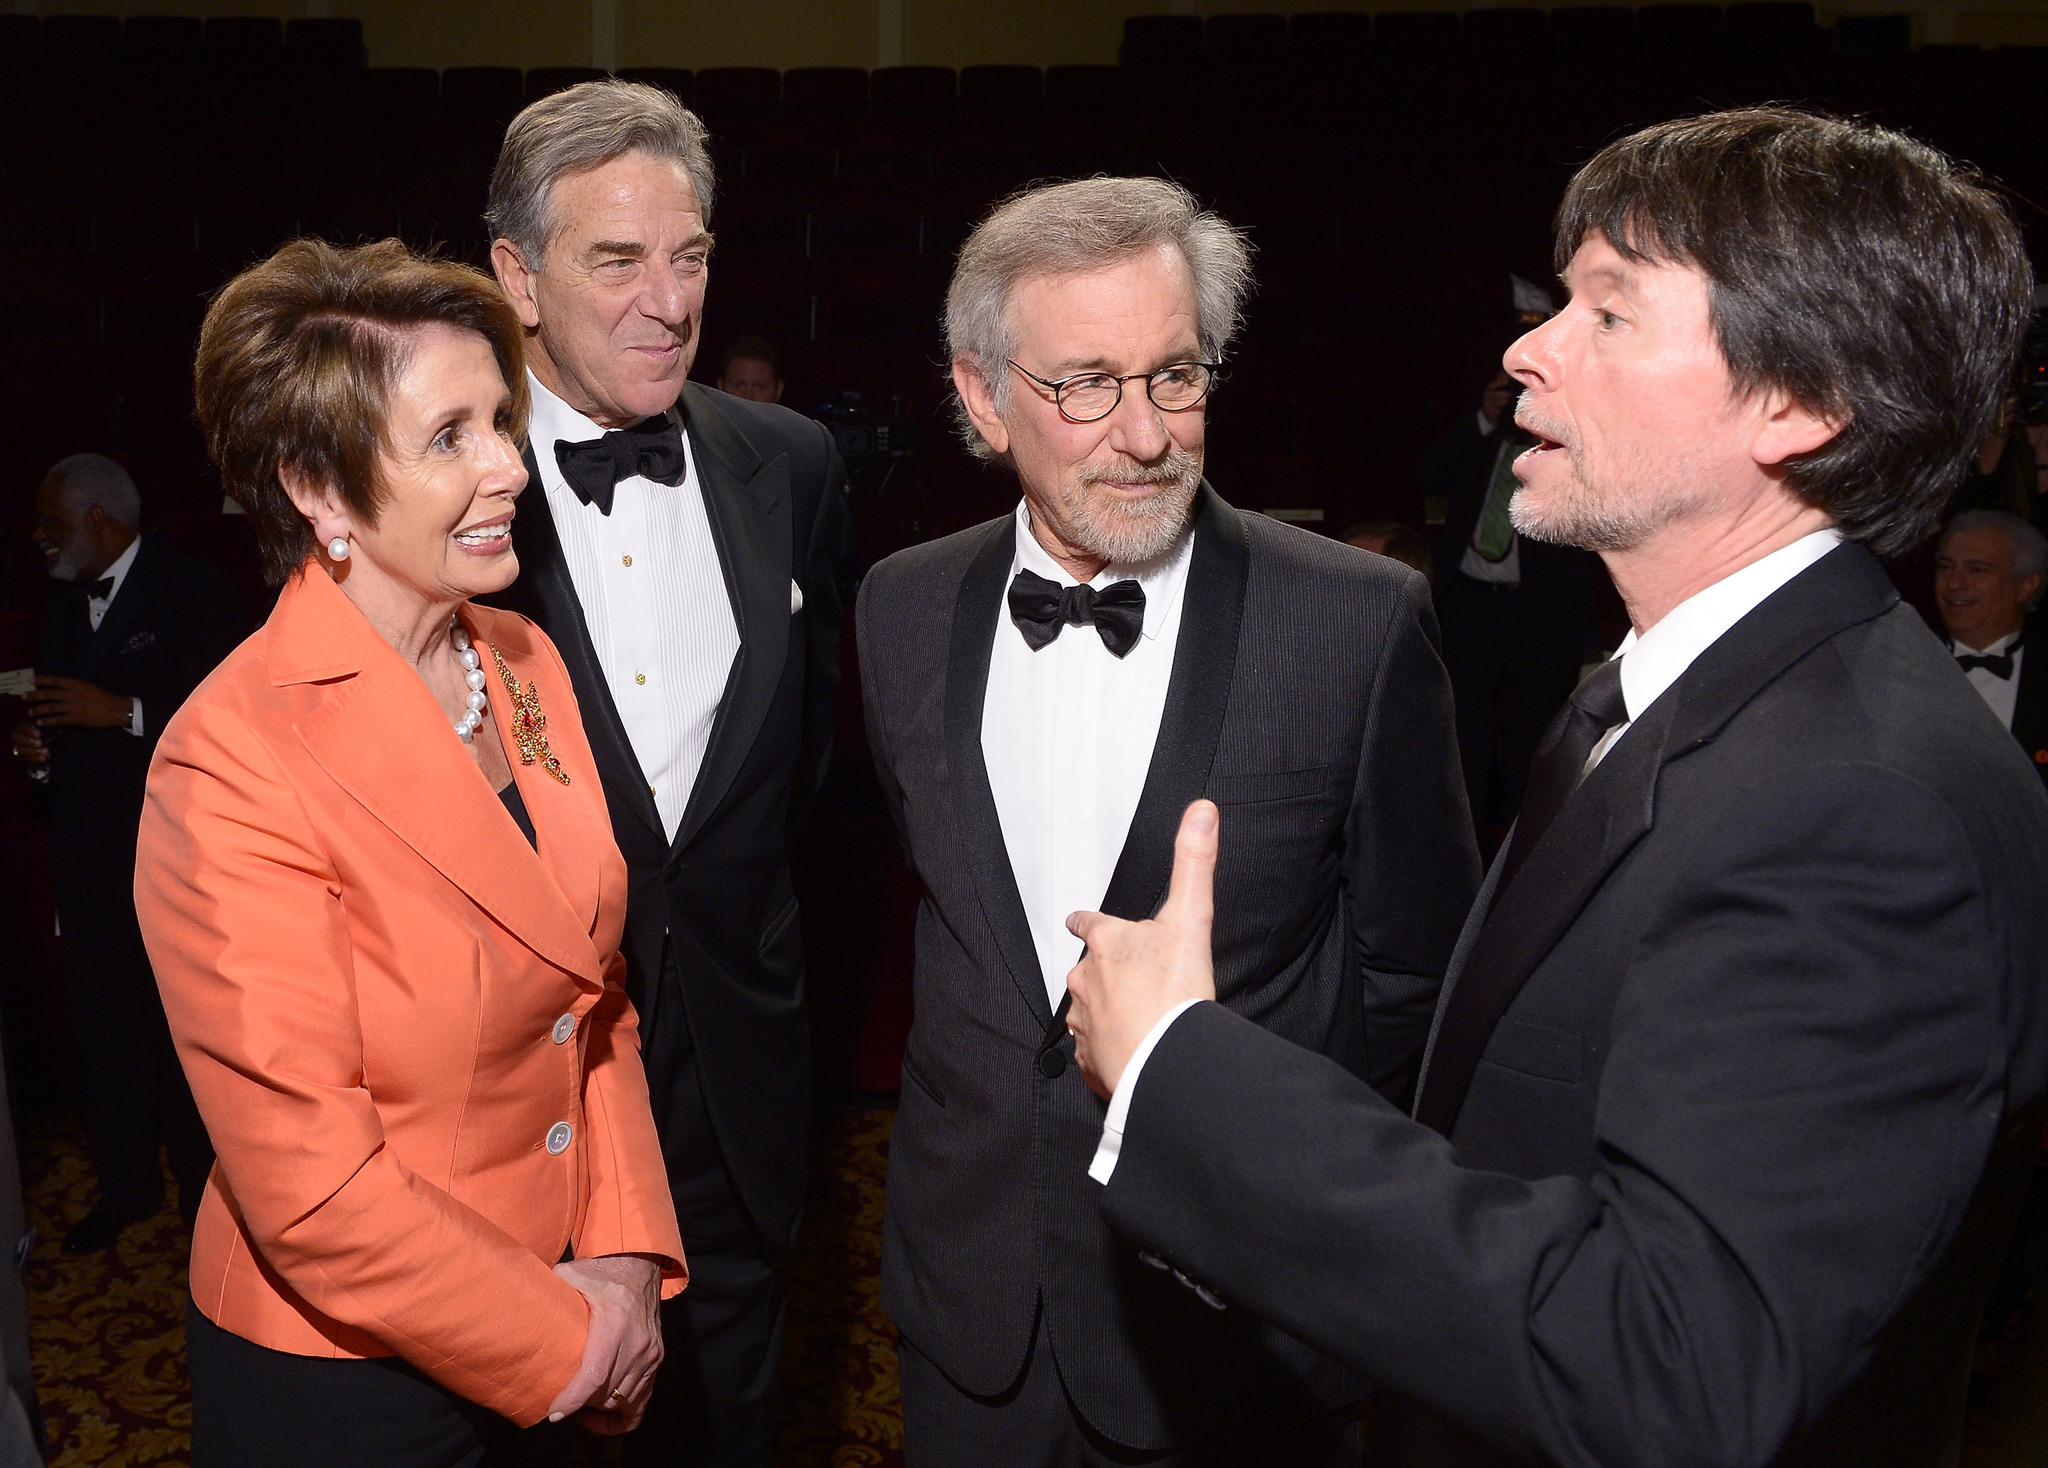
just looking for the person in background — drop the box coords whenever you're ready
[1342,520,1433,579]
[485,80,850,1468]
[1953,401,2038,522]
[8,454,243,1255]
[1935,508,2047,783]
[716,336,785,404]
[1420,347,1603,837]
[143,236,683,1464]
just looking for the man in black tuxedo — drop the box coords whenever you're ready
[10,454,243,1253]
[1067,110,2048,1467]
[1935,509,2048,785]
[1420,364,1603,832]
[483,81,849,1466]
[858,177,1479,1464]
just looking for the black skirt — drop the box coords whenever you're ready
[185,1300,570,1467]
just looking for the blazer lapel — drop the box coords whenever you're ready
[274,569,605,987]
[1412,542,1901,1134]
[945,515,1057,1030]
[78,536,156,681]
[510,445,663,843]
[672,383,792,854]
[1097,484,1249,922]
[2012,633,2048,769]
[471,613,608,944]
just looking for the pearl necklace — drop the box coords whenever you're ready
[451,618,488,741]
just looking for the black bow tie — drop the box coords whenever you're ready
[1957,643,2019,679]
[80,575,115,600]
[1007,569,1146,658]
[554,417,686,515]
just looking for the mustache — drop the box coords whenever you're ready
[1074,449,1201,488]
[1513,394,1573,448]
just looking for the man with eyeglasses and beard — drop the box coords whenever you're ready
[855,177,1480,1466]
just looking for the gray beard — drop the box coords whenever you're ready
[47,533,94,582]
[1051,449,1203,567]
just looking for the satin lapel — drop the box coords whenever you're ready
[2013,641,2048,762]
[1098,484,1248,921]
[1411,695,1670,1133]
[78,536,156,681]
[470,617,606,945]
[284,583,603,987]
[945,516,1055,1030]
[511,446,662,843]
[672,383,791,854]
[1411,542,1902,1133]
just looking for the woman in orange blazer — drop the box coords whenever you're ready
[136,238,685,1466]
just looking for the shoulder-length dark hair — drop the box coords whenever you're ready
[1555,107,2032,557]
[193,238,529,585]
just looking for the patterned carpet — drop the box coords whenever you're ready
[20,1108,903,1468]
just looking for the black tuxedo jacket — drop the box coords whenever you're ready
[1101,544,2048,1466]
[857,485,1480,1449]
[38,535,246,896]
[489,382,850,1250]
[1420,408,1601,647]
[2009,620,2048,787]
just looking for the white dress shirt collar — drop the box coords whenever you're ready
[1610,528,1845,725]
[526,373,682,484]
[1952,627,2022,658]
[95,533,141,607]
[1010,500,1194,644]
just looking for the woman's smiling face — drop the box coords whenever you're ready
[348,323,528,604]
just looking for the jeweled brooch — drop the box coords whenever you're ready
[490,646,571,786]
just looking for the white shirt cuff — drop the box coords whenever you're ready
[1088,999,1205,1185]
[126,697,144,737]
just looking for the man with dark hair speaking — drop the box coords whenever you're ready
[1066,109,2048,1467]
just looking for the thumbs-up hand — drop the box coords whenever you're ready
[1066,800,1220,1100]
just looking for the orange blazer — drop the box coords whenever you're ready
[135,564,685,1427]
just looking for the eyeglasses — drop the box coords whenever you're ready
[1006,360,1221,424]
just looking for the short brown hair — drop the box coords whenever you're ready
[1555,107,2032,557]
[194,238,529,585]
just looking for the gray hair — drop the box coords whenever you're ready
[45,453,141,529]
[944,177,1255,459]
[486,79,716,267]
[1945,508,2048,604]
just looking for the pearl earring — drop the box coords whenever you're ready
[327,537,350,561]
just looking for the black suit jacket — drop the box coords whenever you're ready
[1101,544,2048,1466]
[1420,409,1601,648]
[2009,620,2048,788]
[489,382,850,1250]
[38,535,246,902]
[857,485,1480,1449]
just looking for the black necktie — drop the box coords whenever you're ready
[1007,569,1147,659]
[1957,643,2018,680]
[1495,657,1629,901]
[554,417,687,516]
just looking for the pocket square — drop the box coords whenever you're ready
[121,630,157,654]
[790,579,804,615]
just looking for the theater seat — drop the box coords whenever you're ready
[696,67,782,125]
[872,65,956,122]
[368,68,441,120]
[617,67,694,104]
[284,17,365,71]
[441,66,524,122]
[1122,15,1203,69]
[959,64,1041,121]
[785,67,869,121]
[526,67,606,105]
